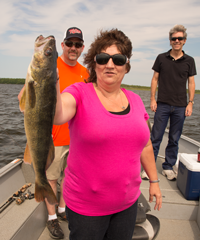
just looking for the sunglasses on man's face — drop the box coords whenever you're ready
[64,40,83,48]
[171,37,185,41]
[95,53,128,66]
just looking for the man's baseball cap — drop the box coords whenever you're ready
[64,27,84,41]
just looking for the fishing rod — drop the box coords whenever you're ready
[0,183,32,214]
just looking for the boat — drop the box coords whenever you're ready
[1,129,200,240]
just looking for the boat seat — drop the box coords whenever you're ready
[136,192,151,224]
[133,193,160,239]
[133,214,160,240]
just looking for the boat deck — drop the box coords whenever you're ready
[1,156,200,240]
[140,156,200,240]
[38,156,200,240]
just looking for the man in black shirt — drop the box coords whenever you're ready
[143,25,196,181]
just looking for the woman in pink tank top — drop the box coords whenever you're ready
[54,29,162,240]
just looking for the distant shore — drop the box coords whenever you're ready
[0,78,25,84]
[122,84,200,94]
[0,78,199,94]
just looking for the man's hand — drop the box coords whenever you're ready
[150,99,157,112]
[185,102,193,116]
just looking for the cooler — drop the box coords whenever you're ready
[177,153,200,200]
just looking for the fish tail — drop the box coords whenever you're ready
[35,180,58,205]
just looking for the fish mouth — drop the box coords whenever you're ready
[34,35,56,54]
[35,35,55,47]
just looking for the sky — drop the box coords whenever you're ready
[0,0,200,89]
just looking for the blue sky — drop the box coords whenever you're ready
[0,0,200,89]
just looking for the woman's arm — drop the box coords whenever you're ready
[53,79,77,125]
[140,139,162,211]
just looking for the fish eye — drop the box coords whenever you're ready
[45,48,52,56]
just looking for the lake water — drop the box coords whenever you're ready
[0,84,199,168]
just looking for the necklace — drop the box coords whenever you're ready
[120,91,126,110]
[96,85,126,110]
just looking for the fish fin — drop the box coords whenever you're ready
[35,180,57,205]
[45,137,55,170]
[28,80,36,108]
[23,143,32,164]
[19,87,26,112]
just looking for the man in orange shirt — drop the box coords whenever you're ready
[18,27,89,239]
[45,27,89,239]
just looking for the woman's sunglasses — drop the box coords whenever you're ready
[64,40,83,48]
[171,37,185,41]
[95,53,128,66]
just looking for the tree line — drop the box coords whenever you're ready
[0,78,199,93]
[0,78,25,84]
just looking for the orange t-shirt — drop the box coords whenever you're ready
[52,57,89,146]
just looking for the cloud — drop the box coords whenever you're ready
[0,1,16,35]
[0,0,200,89]
[1,0,200,54]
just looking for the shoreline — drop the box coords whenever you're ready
[1,78,199,94]
[0,78,25,84]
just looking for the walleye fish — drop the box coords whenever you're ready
[19,35,57,204]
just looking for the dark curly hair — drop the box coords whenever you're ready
[83,29,132,83]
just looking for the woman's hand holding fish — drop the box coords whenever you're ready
[54,68,77,126]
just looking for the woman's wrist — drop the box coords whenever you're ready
[149,179,160,183]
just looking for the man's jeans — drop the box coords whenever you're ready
[151,102,186,170]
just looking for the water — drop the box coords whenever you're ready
[0,84,199,169]
[0,84,26,168]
